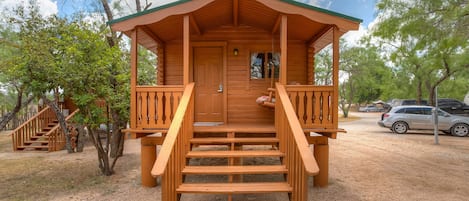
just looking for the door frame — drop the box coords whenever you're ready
[190,41,227,123]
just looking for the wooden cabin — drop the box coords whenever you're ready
[109,0,360,200]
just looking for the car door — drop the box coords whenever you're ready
[407,108,432,129]
[437,110,452,130]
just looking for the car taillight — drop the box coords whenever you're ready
[382,113,389,120]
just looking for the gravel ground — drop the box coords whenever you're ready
[1,112,468,201]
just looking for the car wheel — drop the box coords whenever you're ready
[451,123,469,137]
[392,121,408,134]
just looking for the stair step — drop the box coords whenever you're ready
[31,136,49,140]
[190,137,279,145]
[182,165,287,175]
[25,140,49,144]
[17,145,49,149]
[36,132,48,136]
[186,150,284,158]
[177,182,292,194]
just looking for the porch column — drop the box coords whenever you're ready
[183,15,190,85]
[130,29,138,128]
[280,15,288,85]
[307,47,315,85]
[332,26,339,128]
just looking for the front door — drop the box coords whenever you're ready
[193,46,224,122]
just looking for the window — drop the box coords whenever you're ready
[250,52,280,79]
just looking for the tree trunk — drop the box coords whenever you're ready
[110,110,125,158]
[88,127,114,175]
[0,93,34,130]
[41,95,73,153]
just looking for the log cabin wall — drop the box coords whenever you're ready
[162,26,308,124]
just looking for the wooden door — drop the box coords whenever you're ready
[193,47,224,122]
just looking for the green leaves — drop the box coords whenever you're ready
[372,0,469,103]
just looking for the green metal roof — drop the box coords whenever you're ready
[108,0,191,25]
[108,0,362,25]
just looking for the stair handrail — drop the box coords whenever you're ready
[10,106,55,151]
[44,109,80,151]
[276,83,319,174]
[152,83,195,176]
[276,83,319,201]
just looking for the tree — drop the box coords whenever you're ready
[338,44,390,117]
[0,14,36,130]
[372,0,469,105]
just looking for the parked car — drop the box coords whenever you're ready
[377,105,469,137]
[359,105,381,112]
[437,98,469,117]
[390,99,428,107]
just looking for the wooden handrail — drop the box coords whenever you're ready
[276,83,319,175]
[286,84,335,129]
[44,109,80,136]
[135,85,184,129]
[9,106,51,136]
[152,83,195,176]
[44,109,79,151]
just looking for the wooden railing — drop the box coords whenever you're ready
[135,86,184,129]
[10,106,56,151]
[45,109,79,151]
[151,83,195,201]
[286,85,336,129]
[276,83,319,201]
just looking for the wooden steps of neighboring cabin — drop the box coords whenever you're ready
[177,182,292,194]
[17,145,49,149]
[182,165,287,175]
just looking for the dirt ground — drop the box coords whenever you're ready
[1,112,468,201]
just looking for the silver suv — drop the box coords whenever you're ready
[378,105,469,137]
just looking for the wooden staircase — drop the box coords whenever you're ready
[11,106,78,152]
[17,121,59,151]
[178,127,292,198]
[151,83,319,201]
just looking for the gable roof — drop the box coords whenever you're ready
[109,0,362,52]
[109,0,362,28]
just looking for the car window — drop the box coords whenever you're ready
[404,108,421,114]
[395,108,405,113]
[421,108,432,115]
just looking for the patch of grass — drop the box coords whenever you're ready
[0,156,110,201]
[0,131,13,152]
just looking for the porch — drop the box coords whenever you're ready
[125,82,343,200]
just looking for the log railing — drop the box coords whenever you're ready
[45,109,79,151]
[151,83,195,201]
[276,83,319,201]
[135,86,184,129]
[10,106,56,151]
[286,85,336,129]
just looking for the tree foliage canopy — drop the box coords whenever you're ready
[372,0,469,104]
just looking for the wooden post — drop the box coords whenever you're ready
[183,15,190,85]
[141,138,157,187]
[332,26,339,129]
[313,143,329,187]
[307,47,315,85]
[280,15,288,85]
[130,29,138,129]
